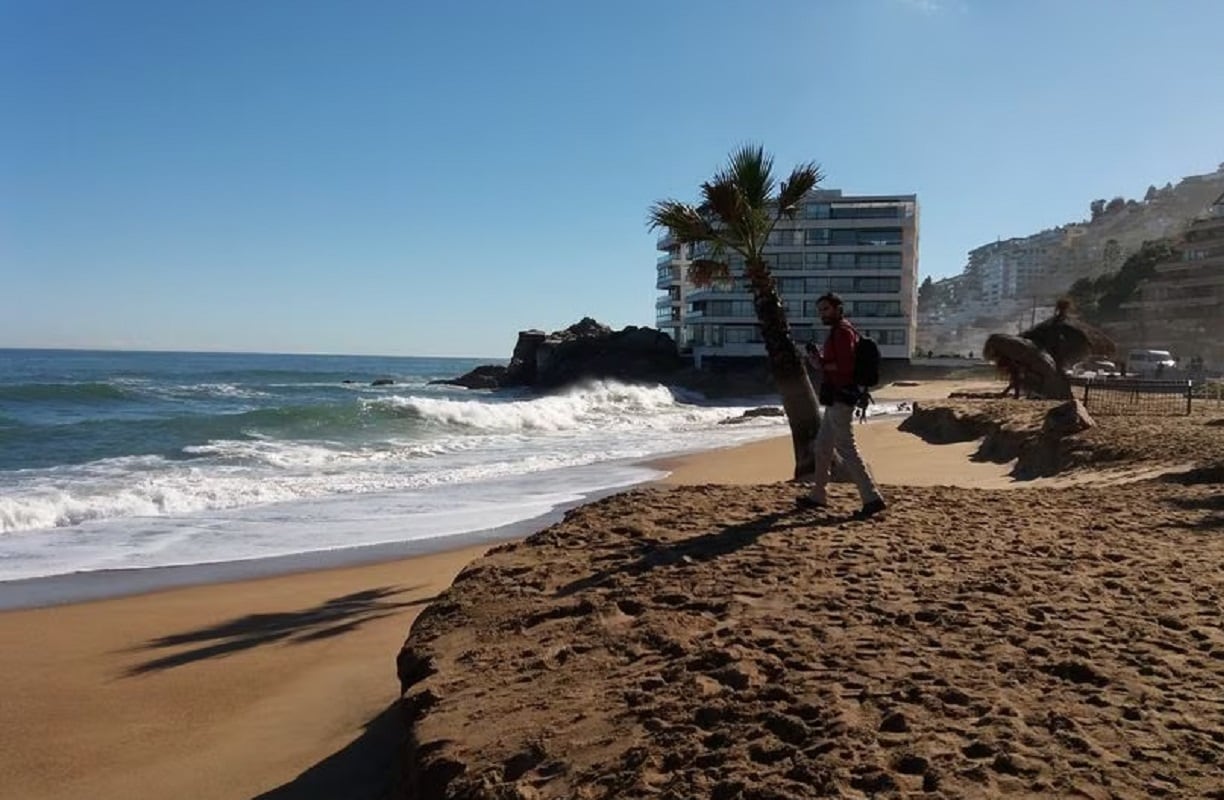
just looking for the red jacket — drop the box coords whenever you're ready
[819,319,859,389]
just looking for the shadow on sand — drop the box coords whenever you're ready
[124,585,435,676]
[251,702,403,800]
[556,506,861,597]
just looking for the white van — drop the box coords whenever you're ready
[1126,349,1177,377]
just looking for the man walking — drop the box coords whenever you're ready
[798,293,886,519]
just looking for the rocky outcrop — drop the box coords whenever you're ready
[503,330,548,387]
[436,318,687,393]
[718,406,785,425]
[430,365,507,390]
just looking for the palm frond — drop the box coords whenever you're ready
[687,258,731,287]
[647,201,717,244]
[720,143,775,210]
[699,179,746,231]
[777,162,824,219]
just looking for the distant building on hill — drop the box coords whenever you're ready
[1120,192,1224,370]
[655,190,919,366]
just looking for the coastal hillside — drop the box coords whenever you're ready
[396,403,1224,799]
[920,164,1224,355]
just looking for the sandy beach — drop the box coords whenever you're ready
[0,546,489,800]
[399,398,1224,798]
[6,379,1222,799]
[0,379,987,800]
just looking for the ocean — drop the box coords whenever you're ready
[0,348,845,591]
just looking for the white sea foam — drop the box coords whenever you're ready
[0,376,909,581]
[370,380,732,432]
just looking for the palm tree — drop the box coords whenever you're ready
[649,144,825,479]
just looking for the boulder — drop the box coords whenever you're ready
[1042,399,1095,437]
[429,365,508,390]
[371,378,395,386]
[439,318,685,392]
[719,406,785,425]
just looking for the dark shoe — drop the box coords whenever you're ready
[853,498,887,519]
[795,496,828,510]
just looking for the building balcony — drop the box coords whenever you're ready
[656,272,683,290]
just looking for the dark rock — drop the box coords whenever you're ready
[430,364,508,390]
[1043,399,1095,437]
[371,378,395,386]
[503,330,547,387]
[434,318,685,392]
[719,406,785,425]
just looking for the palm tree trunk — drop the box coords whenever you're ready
[748,266,824,480]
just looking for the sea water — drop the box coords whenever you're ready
[0,349,901,586]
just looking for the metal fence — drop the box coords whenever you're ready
[1079,378,1194,415]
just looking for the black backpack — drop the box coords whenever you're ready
[853,333,881,388]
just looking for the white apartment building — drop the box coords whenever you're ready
[655,190,919,363]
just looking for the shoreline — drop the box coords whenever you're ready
[0,379,997,611]
[0,408,912,611]
[0,476,667,612]
[0,379,1004,800]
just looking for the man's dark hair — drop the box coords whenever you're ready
[816,292,844,308]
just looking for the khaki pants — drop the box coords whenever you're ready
[807,402,882,504]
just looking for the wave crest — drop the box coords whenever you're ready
[366,380,687,432]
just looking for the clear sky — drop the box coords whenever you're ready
[3,0,1222,357]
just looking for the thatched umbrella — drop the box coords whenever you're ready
[1021,299,1116,371]
[983,333,1073,400]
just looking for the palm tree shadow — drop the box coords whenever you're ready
[124,586,436,677]
[251,702,402,800]
[556,507,846,597]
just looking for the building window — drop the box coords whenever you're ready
[857,252,903,269]
[853,301,902,317]
[858,228,904,246]
[805,228,831,246]
[864,329,907,346]
[723,325,763,344]
[830,253,856,269]
[855,277,901,292]
[779,277,806,295]
[830,204,903,220]
[776,252,804,269]
[804,203,831,219]
[767,229,790,246]
[804,252,829,269]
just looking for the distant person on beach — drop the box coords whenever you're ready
[999,357,1023,399]
[798,293,886,519]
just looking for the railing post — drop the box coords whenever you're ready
[1187,380,1193,415]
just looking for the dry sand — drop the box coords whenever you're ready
[399,401,1224,799]
[5,380,1221,800]
[0,545,489,800]
[0,379,991,800]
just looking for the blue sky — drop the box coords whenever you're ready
[3,0,1222,357]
